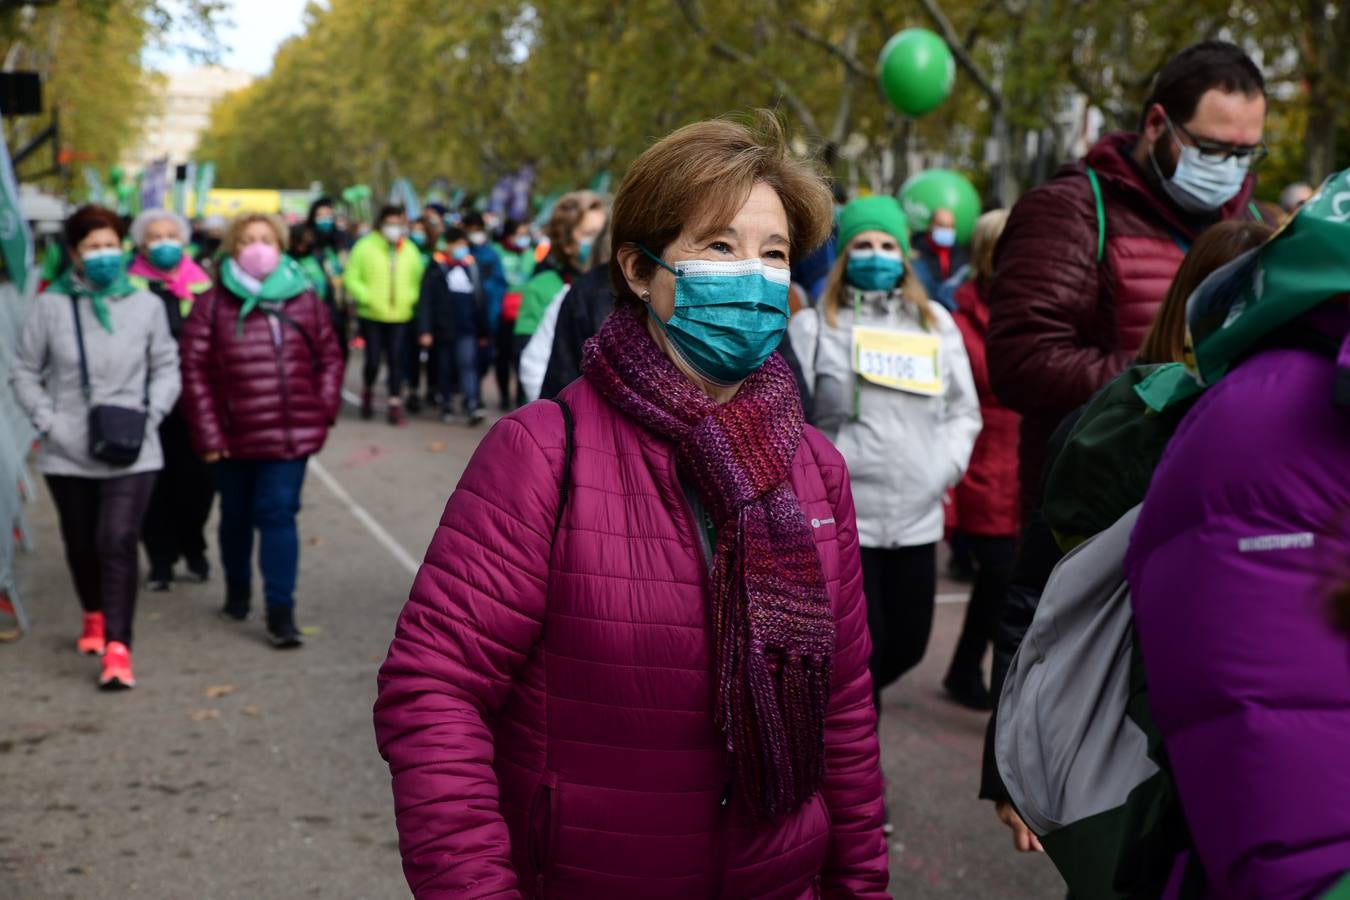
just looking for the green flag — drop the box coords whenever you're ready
[0,110,34,293]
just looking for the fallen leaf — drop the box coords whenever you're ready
[188,709,221,721]
[240,706,260,717]
[308,536,324,547]
[427,441,445,453]
[205,684,235,699]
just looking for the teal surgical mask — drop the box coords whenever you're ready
[846,249,905,292]
[315,217,335,234]
[147,240,183,271]
[451,245,470,261]
[576,239,594,266]
[82,249,124,289]
[639,245,791,385]
[410,232,427,248]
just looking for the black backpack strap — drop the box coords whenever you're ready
[69,295,92,402]
[548,396,574,543]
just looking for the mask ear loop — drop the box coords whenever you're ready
[637,244,681,277]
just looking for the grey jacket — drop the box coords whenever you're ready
[11,287,180,478]
[789,291,981,548]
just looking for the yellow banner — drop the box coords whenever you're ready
[852,326,943,396]
[200,189,282,217]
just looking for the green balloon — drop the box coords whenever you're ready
[898,169,981,244]
[877,29,955,118]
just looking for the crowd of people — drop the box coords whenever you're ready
[10,34,1349,899]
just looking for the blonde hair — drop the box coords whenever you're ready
[970,209,1011,287]
[821,245,935,330]
[223,213,289,257]
[609,110,834,307]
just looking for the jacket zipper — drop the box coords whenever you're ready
[528,775,556,899]
[708,781,732,900]
[389,247,398,315]
[268,313,295,455]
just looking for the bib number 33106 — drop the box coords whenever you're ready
[851,326,943,396]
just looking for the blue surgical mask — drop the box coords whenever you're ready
[931,227,957,248]
[147,240,183,271]
[846,249,905,292]
[82,249,124,289]
[1153,138,1249,214]
[639,245,791,385]
[576,239,594,266]
[410,232,427,248]
[315,217,335,234]
[451,245,470,261]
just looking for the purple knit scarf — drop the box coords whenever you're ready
[582,308,834,819]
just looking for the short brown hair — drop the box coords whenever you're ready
[64,205,125,249]
[545,190,606,267]
[223,213,289,257]
[1138,219,1273,365]
[609,111,833,307]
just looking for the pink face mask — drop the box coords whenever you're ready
[237,242,281,279]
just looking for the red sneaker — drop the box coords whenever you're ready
[99,641,135,690]
[76,612,105,656]
[387,403,406,427]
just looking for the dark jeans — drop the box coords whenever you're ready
[497,317,521,408]
[46,472,157,647]
[141,408,215,574]
[213,459,308,610]
[436,334,481,415]
[403,324,433,400]
[861,543,937,709]
[946,535,1017,682]
[359,318,408,396]
[511,331,533,407]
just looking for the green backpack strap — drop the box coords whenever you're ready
[1086,166,1106,263]
[1248,201,1266,224]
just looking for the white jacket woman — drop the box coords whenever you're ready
[788,195,979,734]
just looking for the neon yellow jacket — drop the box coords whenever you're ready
[344,233,425,323]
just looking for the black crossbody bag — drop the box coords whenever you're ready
[70,296,148,467]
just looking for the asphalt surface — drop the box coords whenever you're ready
[1,370,1066,899]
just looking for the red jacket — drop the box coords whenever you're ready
[179,283,344,460]
[985,132,1257,518]
[951,280,1020,537]
[373,378,888,899]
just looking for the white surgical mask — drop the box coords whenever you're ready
[931,227,956,248]
[468,231,488,246]
[381,224,405,243]
[1151,122,1251,214]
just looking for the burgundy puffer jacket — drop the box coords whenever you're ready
[951,280,1020,537]
[374,377,888,899]
[985,132,1256,518]
[180,282,344,460]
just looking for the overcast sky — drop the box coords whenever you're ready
[149,0,310,75]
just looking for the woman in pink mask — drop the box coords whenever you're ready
[179,213,344,648]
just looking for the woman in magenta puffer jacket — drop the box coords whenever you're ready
[375,114,889,899]
[180,213,344,647]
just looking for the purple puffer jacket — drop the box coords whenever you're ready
[374,377,888,899]
[1126,307,1350,900]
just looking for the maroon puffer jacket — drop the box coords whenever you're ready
[180,282,344,460]
[374,378,888,899]
[985,131,1257,518]
[951,280,1020,538]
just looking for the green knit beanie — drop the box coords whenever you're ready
[837,195,911,256]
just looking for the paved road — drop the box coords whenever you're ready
[1,375,1064,899]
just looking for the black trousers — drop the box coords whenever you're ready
[141,408,214,574]
[47,472,157,647]
[359,318,408,396]
[946,535,1017,681]
[498,321,524,408]
[861,543,937,708]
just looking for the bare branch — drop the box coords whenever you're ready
[786,19,870,81]
[913,0,1004,110]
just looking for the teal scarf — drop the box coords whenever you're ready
[52,265,135,333]
[220,256,312,335]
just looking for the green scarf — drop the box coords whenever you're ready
[51,265,135,333]
[220,255,312,335]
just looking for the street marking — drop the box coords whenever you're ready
[936,592,968,605]
[308,458,420,577]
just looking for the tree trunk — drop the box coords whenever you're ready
[1302,0,1346,184]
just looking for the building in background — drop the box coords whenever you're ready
[122,66,252,174]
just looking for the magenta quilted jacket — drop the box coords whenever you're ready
[374,377,888,899]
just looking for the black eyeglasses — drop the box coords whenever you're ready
[1165,114,1268,166]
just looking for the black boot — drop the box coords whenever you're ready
[266,607,303,649]
[943,669,993,711]
[183,554,211,583]
[220,582,250,621]
[146,563,173,592]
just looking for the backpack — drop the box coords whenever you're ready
[994,506,1197,899]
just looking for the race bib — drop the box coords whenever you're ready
[852,326,943,396]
